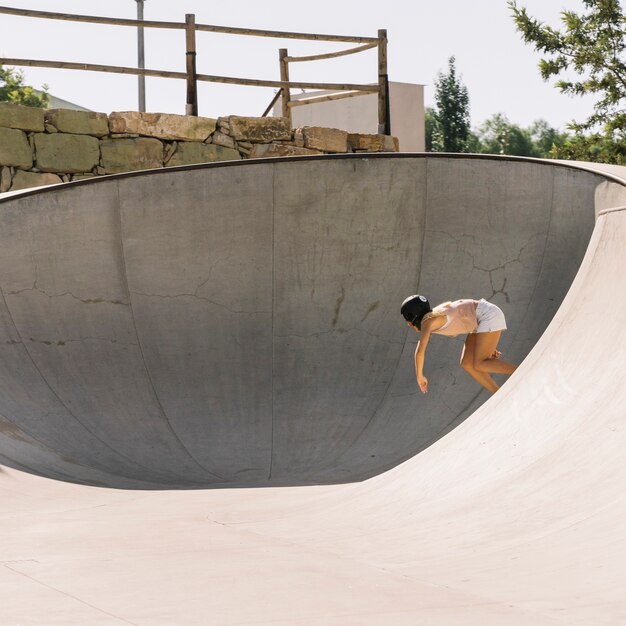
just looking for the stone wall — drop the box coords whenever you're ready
[0,103,400,193]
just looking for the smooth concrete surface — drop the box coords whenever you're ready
[2,155,626,624]
[0,155,615,488]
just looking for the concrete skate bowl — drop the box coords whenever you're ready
[0,154,621,489]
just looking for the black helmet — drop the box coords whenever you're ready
[401,294,431,329]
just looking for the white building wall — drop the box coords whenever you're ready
[276,81,424,152]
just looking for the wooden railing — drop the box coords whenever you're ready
[0,6,390,134]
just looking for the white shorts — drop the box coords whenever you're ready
[474,299,507,333]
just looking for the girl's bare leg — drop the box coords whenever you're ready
[473,331,518,375]
[460,334,499,394]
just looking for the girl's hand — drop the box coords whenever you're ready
[491,349,502,360]
[417,375,429,394]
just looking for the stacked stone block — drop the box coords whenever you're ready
[0,102,400,193]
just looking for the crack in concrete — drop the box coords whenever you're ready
[472,257,522,304]
[26,336,138,348]
[130,290,268,316]
[276,327,403,346]
[194,255,238,296]
[361,300,381,323]
[427,230,539,303]
[473,238,537,304]
[2,563,137,625]
[427,229,482,247]
[332,287,345,327]
[8,283,128,307]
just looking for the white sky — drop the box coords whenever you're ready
[0,0,596,131]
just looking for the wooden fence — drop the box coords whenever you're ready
[0,6,390,134]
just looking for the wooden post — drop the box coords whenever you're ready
[185,13,198,116]
[377,29,390,135]
[279,48,291,123]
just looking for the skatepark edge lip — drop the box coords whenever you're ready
[2,151,626,205]
[598,204,626,216]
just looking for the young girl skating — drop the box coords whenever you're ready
[401,295,517,394]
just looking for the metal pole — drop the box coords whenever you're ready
[136,0,146,112]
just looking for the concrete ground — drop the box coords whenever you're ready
[1,154,626,624]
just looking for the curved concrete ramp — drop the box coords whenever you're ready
[0,155,618,488]
[2,157,626,624]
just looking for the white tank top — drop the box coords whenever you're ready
[432,299,478,337]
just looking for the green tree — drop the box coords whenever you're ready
[424,107,437,151]
[429,56,471,152]
[552,132,626,163]
[0,65,49,108]
[464,130,484,154]
[476,114,535,156]
[528,119,570,156]
[509,0,626,162]
[472,114,570,158]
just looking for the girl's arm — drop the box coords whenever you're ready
[414,323,434,394]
